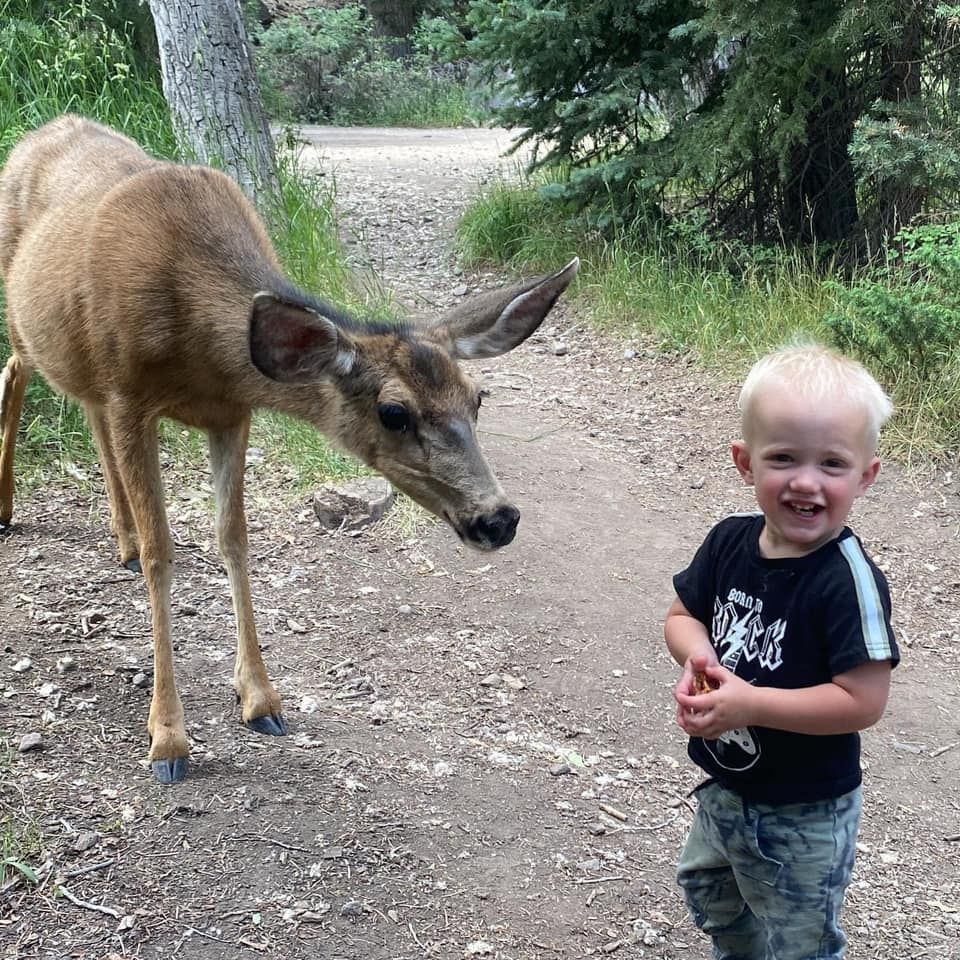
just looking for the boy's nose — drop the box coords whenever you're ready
[789,467,819,491]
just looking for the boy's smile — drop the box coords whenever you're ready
[732,391,881,558]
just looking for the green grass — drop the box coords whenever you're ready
[0,740,42,887]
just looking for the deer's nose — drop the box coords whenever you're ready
[466,505,520,549]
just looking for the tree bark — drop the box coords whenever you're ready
[146,0,279,210]
[869,4,925,247]
[781,68,859,246]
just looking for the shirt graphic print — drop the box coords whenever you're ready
[706,587,787,771]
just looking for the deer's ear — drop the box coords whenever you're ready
[430,257,579,360]
[249,292,357,383]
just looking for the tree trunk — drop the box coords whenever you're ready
[869,4,925,248]
[146,0,279,210]
[365,0,420,58]
[781,68,859,246]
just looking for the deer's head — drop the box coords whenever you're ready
[249,258,578,550]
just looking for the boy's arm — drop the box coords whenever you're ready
[677,659,892,738]
[664,597,716,668]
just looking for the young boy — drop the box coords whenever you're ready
[664,343,899,960]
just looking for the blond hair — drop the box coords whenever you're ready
[738,343,893,450]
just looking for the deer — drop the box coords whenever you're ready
[0,115,578,783]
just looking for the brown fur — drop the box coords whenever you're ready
[0,115,577,781]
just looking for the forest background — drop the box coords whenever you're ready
[1,0,959,483]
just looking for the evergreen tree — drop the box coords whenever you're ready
[467,0,960,252]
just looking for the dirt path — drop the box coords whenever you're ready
[2,127,959,960]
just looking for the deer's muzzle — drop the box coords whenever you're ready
[462,504,521,550]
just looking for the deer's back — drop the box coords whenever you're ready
[0,115,285,425]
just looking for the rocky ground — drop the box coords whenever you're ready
[1,126,958,960]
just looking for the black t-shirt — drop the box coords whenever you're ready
[673,513,899,804]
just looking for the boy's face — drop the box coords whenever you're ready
[732,389,881,558]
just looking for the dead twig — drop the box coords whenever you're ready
[930,741,959,759]
[56,884,122,918]
[598,802,628,822]
[59,859,115,880]
[219,833,311,854]
[571,875,630,885]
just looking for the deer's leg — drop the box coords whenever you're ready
[0,353,32,529]
[86,404,141,570]
[209,420,287,737]
[110,409,189,783]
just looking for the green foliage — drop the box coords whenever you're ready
[0,0,173,155]
[252,6,475,127]
[824,224,960,453]
[458,171,960,456]
[465,0,960,252]
[457,167,588,268]
[825,223,960,380]
[1,779,42,887]
[254,6,372,120]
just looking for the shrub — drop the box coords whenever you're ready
[825,222,960,382]
[824,221,960,455]
[253,7,475,127]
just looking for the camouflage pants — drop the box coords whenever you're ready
[677,781,862,960]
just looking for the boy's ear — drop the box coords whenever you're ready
[732,441,754,484]
[857,457,882,495]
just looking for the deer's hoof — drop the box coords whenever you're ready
[123,557,142,574]
[151,757,188,784]
[247,713,289,737]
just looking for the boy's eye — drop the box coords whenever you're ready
[823,458,847,470]
[768,453,792,463]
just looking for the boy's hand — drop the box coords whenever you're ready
[675,659,756,739]
[674,653,719,728]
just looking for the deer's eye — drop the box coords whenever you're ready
[378,402,410,433]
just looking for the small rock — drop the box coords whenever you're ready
[553,342,569,356]
[452,284,469,296]
[587,821,607,836]
[340,900,365,918]
[12,657,32,673]
[689,476,705,490]
[397,604,414,616]
[479,673,502,688]
[313,477,395,531]
[549,763,572,777]
[131,672,149,689]
[38,682,58,698]
[623,348,637,359]
[465,942,494,957]
[56,655,78,674]
[19,732,43,753]
[73,832,99,853]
